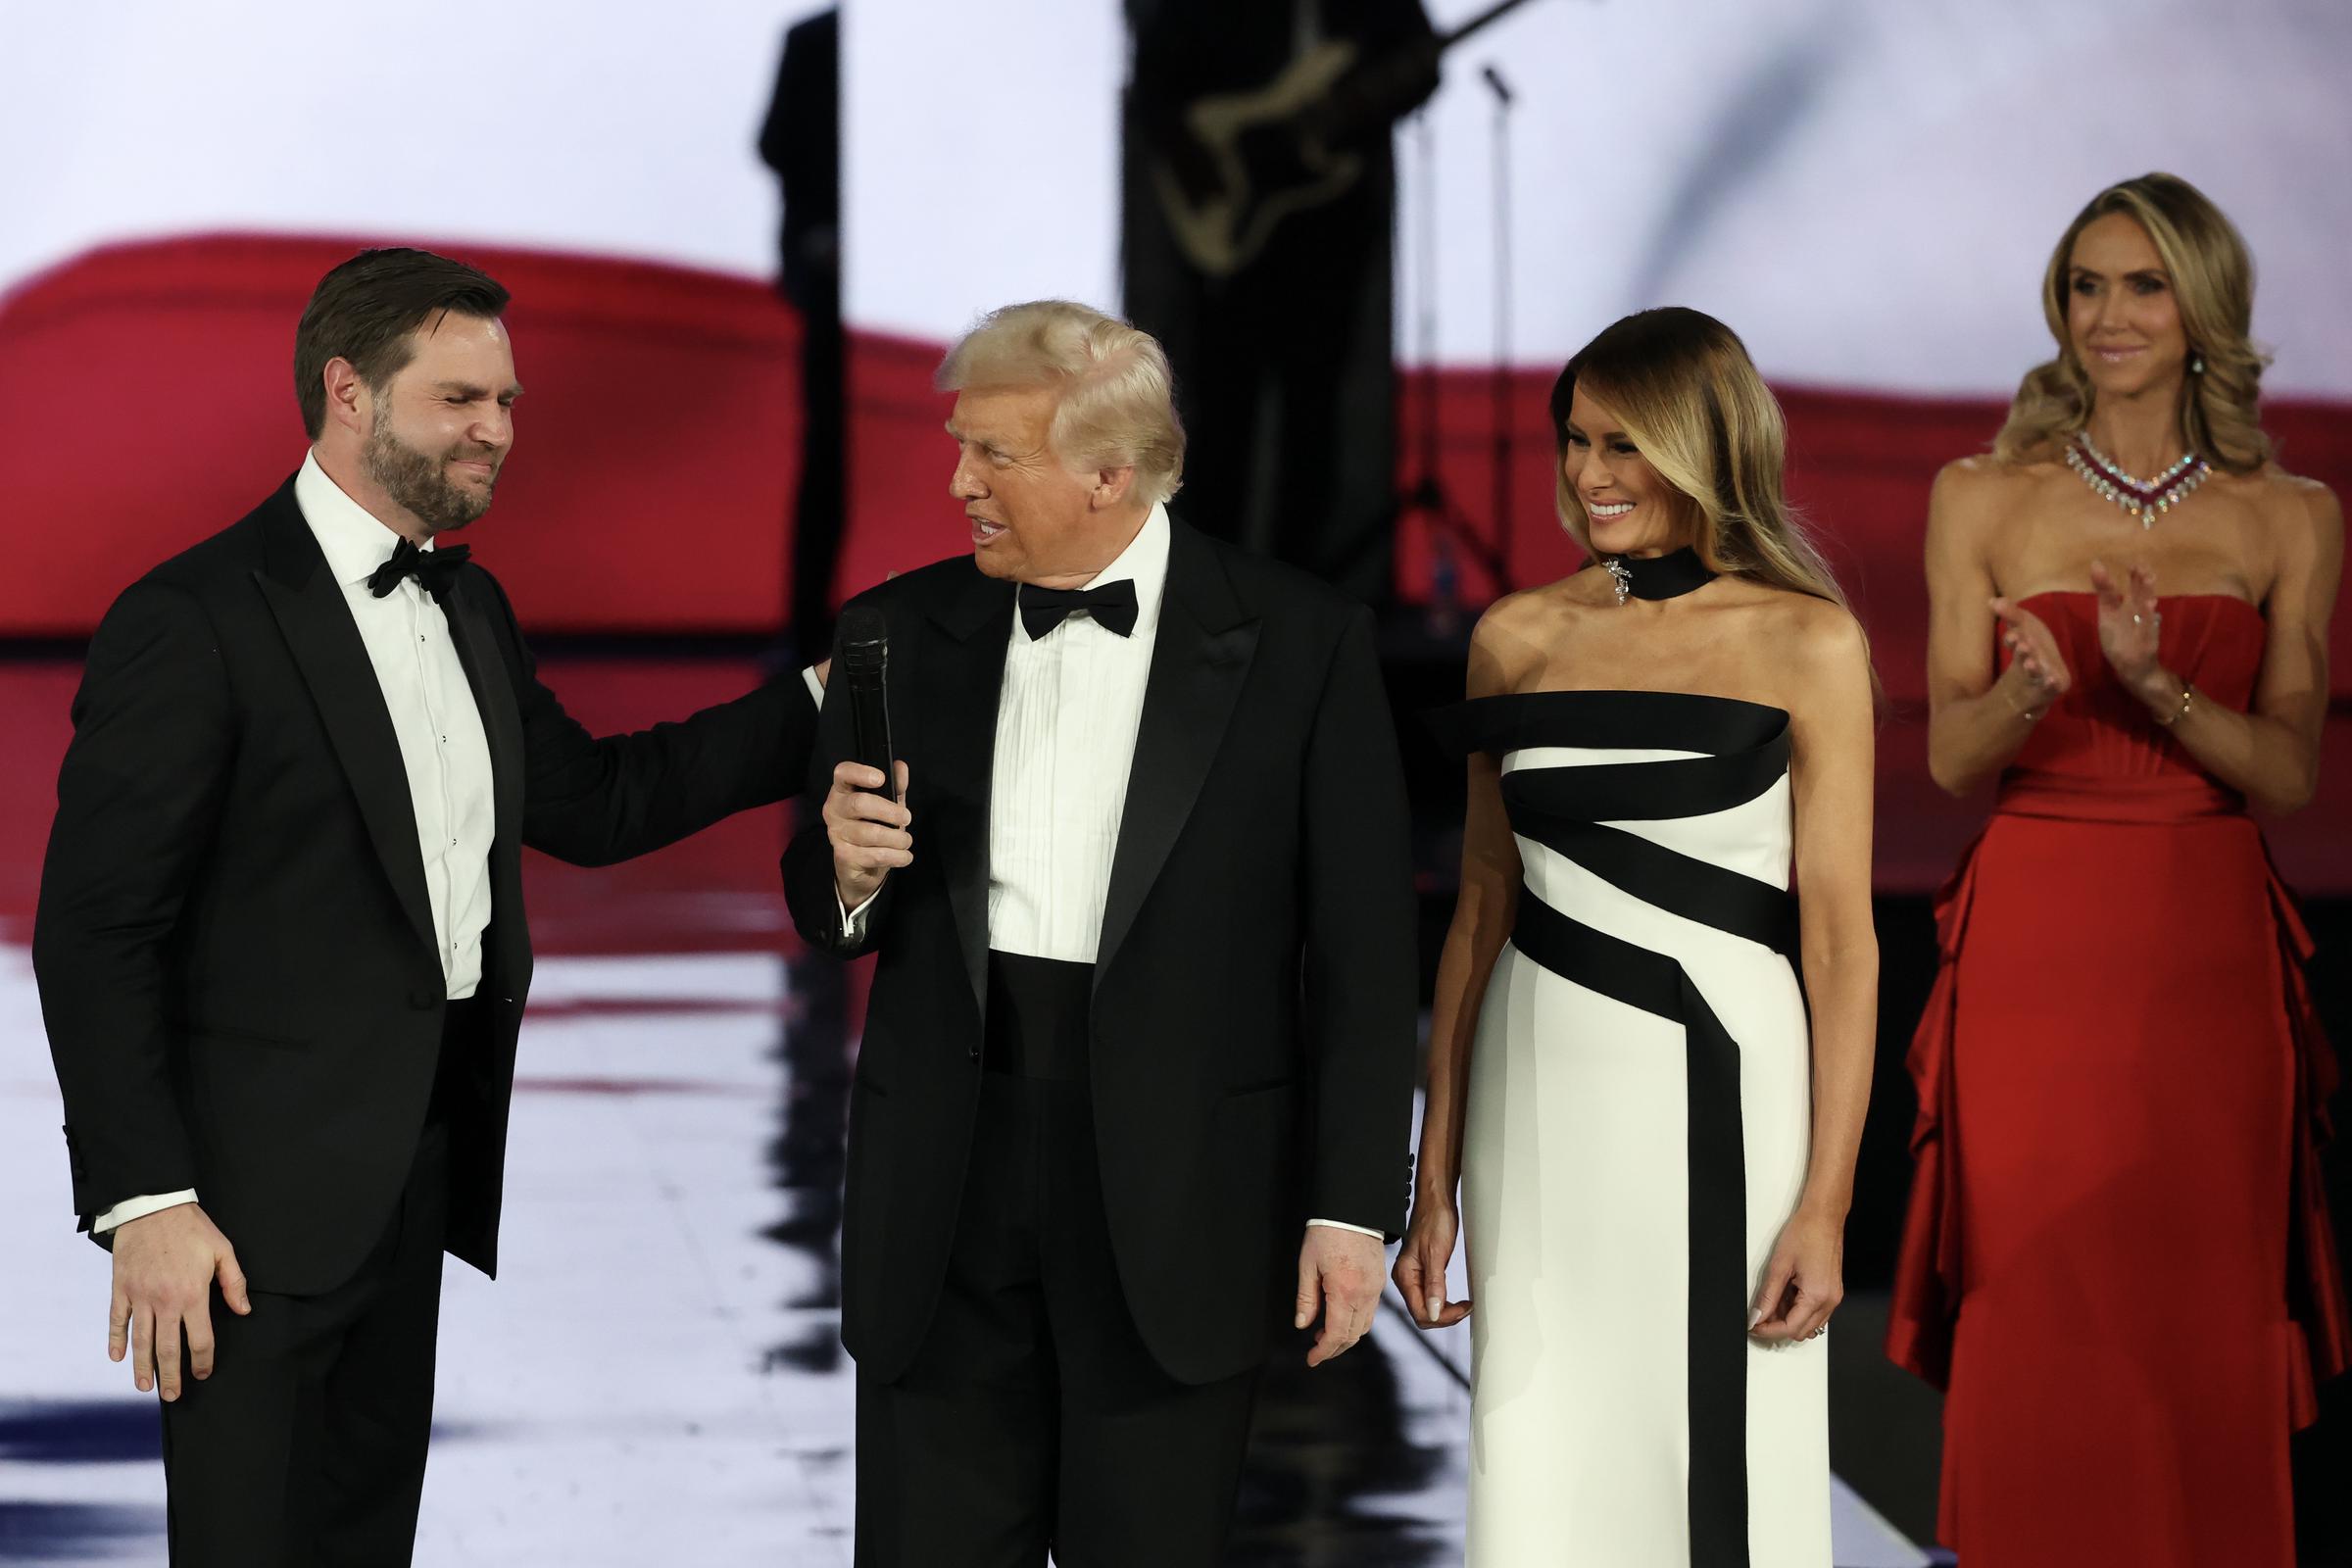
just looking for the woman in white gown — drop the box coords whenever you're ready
[1397,308,1880,1567]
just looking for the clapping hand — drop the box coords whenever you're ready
[2088,559,2165,690]
[1986,596,2072,715]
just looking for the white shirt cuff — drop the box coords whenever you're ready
[836,887,881,942]
[801,664,825,706]
[1307,1217,1386,1241]
[93,1190,199,1233]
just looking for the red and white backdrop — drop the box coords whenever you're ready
[5,0,2349,884]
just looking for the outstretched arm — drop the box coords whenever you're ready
[476,575,818,866]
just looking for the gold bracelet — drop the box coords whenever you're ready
[1998,682,2044,722]
[2154,680,2195,728]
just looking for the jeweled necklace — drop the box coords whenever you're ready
[1602,547,1717,607]
[2065,432,2210,527]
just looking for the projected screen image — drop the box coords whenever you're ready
[847,0,2352,394]
[6,0,2347,643]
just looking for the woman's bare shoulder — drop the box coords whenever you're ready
[1721,584,1872,710]
[1467,570,1614,694]
[1471,570,1609,644]
[2249,463,2343,537]
[1934,452,2051,519]
[1742,582,1866,656]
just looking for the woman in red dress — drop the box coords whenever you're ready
[1887,172,2349,1566]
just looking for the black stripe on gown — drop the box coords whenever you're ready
[1432,691,1796,1568]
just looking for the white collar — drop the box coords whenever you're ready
[1017,502,1171,638]
[293,449,433,589]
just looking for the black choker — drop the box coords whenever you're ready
[1603,547,1716,605]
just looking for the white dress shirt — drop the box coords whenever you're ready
[298,451,503,1001]
[842,505,1377,1242]
[988,505,1169,961]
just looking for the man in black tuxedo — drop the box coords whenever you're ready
[31,247,821,1566]
[785,300,1418,1565]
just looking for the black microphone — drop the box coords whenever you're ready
[837,606,897,798]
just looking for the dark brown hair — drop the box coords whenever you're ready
[293,248,511,438]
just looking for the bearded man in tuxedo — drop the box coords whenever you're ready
[32,247,825,1566]
[787,300,1418,1566]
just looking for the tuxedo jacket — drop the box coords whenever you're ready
[32,477,815,1297]
[784,518,1418,1386]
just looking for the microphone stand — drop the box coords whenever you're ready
[1483,64,1517,590]
[1396,111,1508,636]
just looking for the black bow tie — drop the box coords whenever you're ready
[368,538,470,601]
[1020,578,1139,640]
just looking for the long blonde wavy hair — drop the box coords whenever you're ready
[1549,307,1856,614]
[1992,172,2271,473]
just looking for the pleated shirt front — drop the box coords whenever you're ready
[986,504,1170,963]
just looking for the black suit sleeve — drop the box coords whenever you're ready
[479,577,818,867]
[32,581,231,1220]
[1298,607,1419,1238]
[781,617,897,958]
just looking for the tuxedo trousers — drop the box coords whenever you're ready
[855,952,1260,1567]
[157,997,482,1567]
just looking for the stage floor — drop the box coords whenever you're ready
[1,941,1929,1566]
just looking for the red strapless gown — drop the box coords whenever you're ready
[1886,592,2350,1567]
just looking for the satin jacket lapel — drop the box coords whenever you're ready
[441,575,529,994]
[1097,523,1258,983]
[924,569,1017,1010]
[251,488,438,964]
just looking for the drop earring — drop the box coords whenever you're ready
[2189,354,2205,374]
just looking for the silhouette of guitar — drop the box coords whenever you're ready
[1146,0,1543,278]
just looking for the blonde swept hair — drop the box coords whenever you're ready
[1993,172,2271,473]
[935,300,1187,508]
[1550,307,1860,620]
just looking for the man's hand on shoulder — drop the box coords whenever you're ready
[110,1203,250,1400]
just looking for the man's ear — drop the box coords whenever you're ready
[1091,466,1138,512]
[321,357,369,436]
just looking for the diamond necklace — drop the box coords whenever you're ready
[2064,432,2210,527]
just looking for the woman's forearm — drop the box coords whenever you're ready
[1415,895,1513,1204]
[1794,938,1878,1220]
[1927,662,2047,797]
[2125,667,2319,813]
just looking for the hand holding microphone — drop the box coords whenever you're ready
[826,607,911,907]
